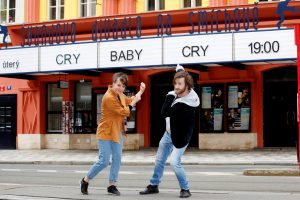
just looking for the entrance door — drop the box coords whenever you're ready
[150,72,199,147]
[263,67,298,147]
[0,95,17,149]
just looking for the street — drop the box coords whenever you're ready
[0,164,300,199]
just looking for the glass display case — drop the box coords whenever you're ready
[200,84,224,132]
[227,83,251,132]
[200,82,251,133]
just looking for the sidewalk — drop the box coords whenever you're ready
[0,148,298,165]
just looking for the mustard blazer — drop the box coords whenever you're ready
[96,86,133,143]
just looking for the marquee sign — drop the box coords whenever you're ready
[40,42,98,72]
[99,38,162,68]
[163,33,233,65]
[0,48,38,74]
[234,29,297,61]
[0,29,296,74]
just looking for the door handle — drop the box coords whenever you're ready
[287,112,289,125]
[292,111,296,125]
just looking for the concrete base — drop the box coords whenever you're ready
[69,134,98,150]
[199,133,257,150]
[123,134,144,150]
[44,134,70,149]
[18,133,144,150]
[17,134,45,149]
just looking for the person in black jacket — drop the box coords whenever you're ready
[140,65,200,198]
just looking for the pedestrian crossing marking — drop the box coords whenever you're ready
[1,168,239,176]
[36,170,57,173]
[1,169,21,172]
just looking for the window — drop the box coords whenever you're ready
[0,0,16,23]
[183,0,202,8]
[49,0,64,20]
[146,0,165,11]
[79,0,96,17]
[47,84,63,133]
[200,83,251,133]
[124,87,137,133]
[74,82,92,133]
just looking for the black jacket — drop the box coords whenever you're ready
[161,90,199,148]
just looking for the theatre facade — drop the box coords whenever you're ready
[0,2,300,151]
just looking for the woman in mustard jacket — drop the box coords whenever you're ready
[80,72,145,196]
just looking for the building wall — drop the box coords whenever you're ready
[16,0,25,23]
[40,0,47,22]
[0,78,41,136]
[165,0,181,10]
[65,0,79,19]
[8,0,280,25]
[28,0,264,24]
[97,0,103,16]
[136,0,145,13]
[2,1,299,149]
[202,0,210,7]
[119,0,136,15]
[228,0,249,6]
[209,0,227,7]
[25,0,40,23]
[102,0,118,16]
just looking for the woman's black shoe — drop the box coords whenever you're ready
[80,178,89,195]
[180,189,191,198]
[139,185,159,195]
[107,185,121,196]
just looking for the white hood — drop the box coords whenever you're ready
[165,89,200,133]
[171,89,200,107]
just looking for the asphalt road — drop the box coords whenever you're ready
[0,164,300,200]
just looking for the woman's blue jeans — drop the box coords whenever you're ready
[150,131,189,190]
[86,133,122,185]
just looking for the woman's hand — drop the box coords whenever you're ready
[130,82,146,107]
[140,82,146,93]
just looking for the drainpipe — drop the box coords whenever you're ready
[295,24,300,168]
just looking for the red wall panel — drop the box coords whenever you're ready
[25,0,40,23]
[102,0,118,16]
[209,0,227,7]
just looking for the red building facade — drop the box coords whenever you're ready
[0,2,299,159]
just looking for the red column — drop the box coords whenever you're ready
[209,0,227,7]
[295,24,300,168]
[119,0,136,15]
[25,0,40,23]
[102,0,118,16]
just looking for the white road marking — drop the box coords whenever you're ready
[74,170,88,173]
[1,168,239,176]
[194,172,237,176]
[119,171,137,174]
[1,169,21,172]
[36,170,57,173]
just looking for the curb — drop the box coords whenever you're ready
[0,161,298,166]
[244,169,300,176]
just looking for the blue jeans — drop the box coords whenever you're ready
[86,133,123,184]
[150,131,189,190]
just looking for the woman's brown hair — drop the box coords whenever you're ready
[112,72,128,87]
